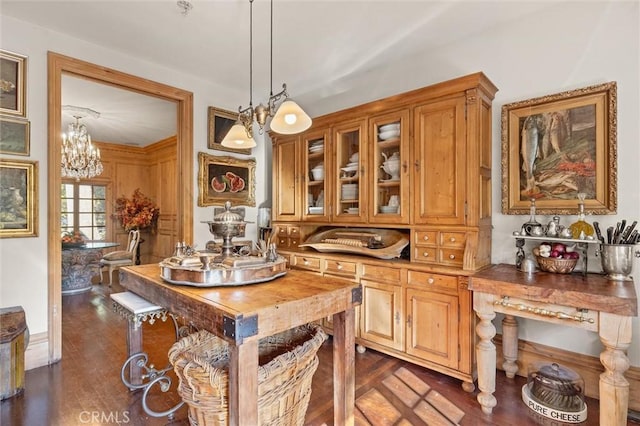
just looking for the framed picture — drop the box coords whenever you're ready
[0,50,27,117]
[501,81,617,215]
[198,152,256,207]
[208,106,252,155]
[0,116,30,155]
[0,159,38,238]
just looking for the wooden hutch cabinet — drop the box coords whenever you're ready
[271,72,497,391]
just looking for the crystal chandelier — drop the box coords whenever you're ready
[61,110,103,181]
[222,0,312,149]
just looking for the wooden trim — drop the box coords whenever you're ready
[494,334,640,412]
[47,52,193,364]
[24,332,48,370]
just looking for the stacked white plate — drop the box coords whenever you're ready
[380,205,399,214]
[342,183,358,200]
[341,161,359,172]
[378,122,400,140]
[309,141,324,153]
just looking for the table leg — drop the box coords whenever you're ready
[126,319,143,385]
[501,314,519,378]
[228,339,259,426]
[332,308,356,426]
[598,312,632,426]
[474,292,497,414]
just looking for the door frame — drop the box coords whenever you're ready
[47,52,193,362]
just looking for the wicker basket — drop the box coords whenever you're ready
[168,323,327,426]
[533,248,578,274]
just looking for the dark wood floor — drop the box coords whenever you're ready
[2,276,636,425]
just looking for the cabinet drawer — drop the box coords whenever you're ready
[440,232,466,248]
[360,263,400,283]
[412,247,437,263]
[288,226,301,238]
[439,248,464,266]
[277,237,288,247]
[407,271,458,294]
[414,230,437,246]
[324,259,357,278]
[277,226,289,237]
[291,254,321,272]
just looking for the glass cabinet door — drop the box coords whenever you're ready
[369,109,410,224]
[302,128,330,222]
[333,119,367,222]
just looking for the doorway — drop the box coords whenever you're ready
[47,52,193,362]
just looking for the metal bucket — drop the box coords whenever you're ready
[600,244,634,281]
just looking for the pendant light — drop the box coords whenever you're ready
[221,0,311,149]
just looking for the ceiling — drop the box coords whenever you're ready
[2,0,550,146]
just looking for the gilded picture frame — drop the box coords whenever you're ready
[207,106,252,155]
[197,152,256,207]
[0,116,30,156]
[0,159,38,238]
[501,81,617,215]
[0,50,27,117]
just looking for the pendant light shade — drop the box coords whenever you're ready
[269,99,312,135]
[221,121,257,148]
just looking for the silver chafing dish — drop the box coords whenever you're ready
[159,201,287,287]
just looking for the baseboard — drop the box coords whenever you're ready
[494,334,640,412]
[24,332,49,370]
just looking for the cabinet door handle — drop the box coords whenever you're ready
[427,278,435,284]
[395,311,400,323]
[449,254,456,260]
[414,160,420,172]
[403,161,408,173]
[406,314,412,326]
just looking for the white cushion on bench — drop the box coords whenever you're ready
[111,292,163,315]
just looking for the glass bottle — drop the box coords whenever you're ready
[569,193,594,239]
[522,198,543,236]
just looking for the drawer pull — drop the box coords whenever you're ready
[449,254,455,259]
[303,259,310,266]
[423,235,429,241]
[427,278,435,284]
[422,252,429,257]
[337,263,343,270]
[449,237,456,242]
[494,297,594,323]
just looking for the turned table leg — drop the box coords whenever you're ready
[598,312,632,426]
[501,314,519,378]
[474,292,497,414]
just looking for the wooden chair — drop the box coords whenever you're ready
[99,230,140,286]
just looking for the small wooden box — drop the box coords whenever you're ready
[0,306,28,400]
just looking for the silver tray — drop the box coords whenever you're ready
[159,256,288,287]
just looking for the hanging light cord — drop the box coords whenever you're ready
[270,0,273,97]
[249,0,254,109]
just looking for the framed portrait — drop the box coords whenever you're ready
[0,159,38,238]
[0,50,27,117]
[0,116,30,155]
[208,106,252,155]
[501,81,617,215]
[198,152,256,207]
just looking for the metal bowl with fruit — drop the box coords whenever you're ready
[533,242,579,274]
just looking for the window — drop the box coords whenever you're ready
[61,183,107,241]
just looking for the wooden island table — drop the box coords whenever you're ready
[469,264,637,426]
[119,264,361,426]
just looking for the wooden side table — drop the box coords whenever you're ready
[469,264,637,426]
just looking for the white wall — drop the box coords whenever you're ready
[1,1,638,367]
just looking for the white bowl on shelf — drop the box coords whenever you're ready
[379,123,400,133]
[308,207,324,214]
[378,129,400,140]
[311,167,324,181]
[379,205,399,214]
[346,208,359,214]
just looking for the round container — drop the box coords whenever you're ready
[600,244,634,281]
[378,129,400,140]
[311,167,324,181]
[528,362,585,412]
[379,122,400,133]
[532,248,578,274]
